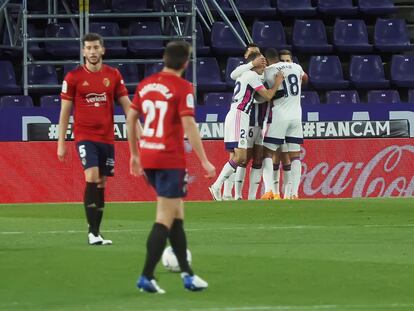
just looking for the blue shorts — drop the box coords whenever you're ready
[76,140,115,176]
[144,169,188,198]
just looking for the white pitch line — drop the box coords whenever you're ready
[143,303,414,311]
[0,224,413,235]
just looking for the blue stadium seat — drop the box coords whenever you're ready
[277,0,316,16]
[236,0,275,16]
[112,63,139,89]
[252,21,291,51]
[204,92,233,107]
[185,57,227,91]
[225,57,245,87]
[207,0,233,15]
[2,24,44,58]
[28,64,59,86]
[211,22,245,55]
[0,95,33,108]
[128,21,164,55]
[0,60,21,94]
[358,0,397,15]
[349,55,389,89]
[292,20,333,53]
[195,105,229,123]
[89,22,127,57]
[326,90,360,104]
[63,64,79,79]
[144,62,164,78]
[309,56,349,89]
[333,19,372,53]
[112,0,150,12]
[70,0,109,12]
[27,0,47,12]
[317,0,358,15]
[40,95,60,108]
[45,23,79,58]
[301,91,321,105]
[374,19,413,53]
[367,90,401,104]
[195,22,210,56]
[408,90,414,104]
[391,55,414,88]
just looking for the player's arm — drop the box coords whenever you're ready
[181,116,216,178]
[256,72,285,101]
[230,56,265,80]
[57,99,73,161]
[126,108,142,176]
[118,95,131,115]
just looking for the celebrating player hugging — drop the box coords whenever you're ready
[209,52,284,201]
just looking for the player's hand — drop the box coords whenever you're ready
[130,155,143,176]
[57,142,66,162]
[202,160,216,178]
[252,55,266,68]
[274,71,285,84]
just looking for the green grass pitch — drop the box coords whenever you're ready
[1,198,414,311]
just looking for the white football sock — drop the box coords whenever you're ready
[248,167,262,200]
[291,158,302,196]
[223,173,235,198]
[273,166,281,195]
[213,161,237,190]
[262,158,275,193]
[234,167,246,199]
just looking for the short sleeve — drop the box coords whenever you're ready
[178,81,195,117]
[131,84,141,113]
[247,71,265,92]
[60,72,76,101]
[115,69,129,99]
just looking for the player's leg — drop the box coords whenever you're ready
[272,149,281,199]
[260,146,277,199]
[76,141,102,245]
[222,151,235,200]
[138,169,183,294]
[286,120,304,199]
[234,148,251,200]
[210,110,248,200]
[248,133,263,200]
[280,144,292,199]
[170,200,208,291]
[94,142,115,244]
[261,119,288,199]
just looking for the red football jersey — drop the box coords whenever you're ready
[60,64,128,144]
[131,71,195,169]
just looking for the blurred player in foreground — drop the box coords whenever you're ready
[127,41,216,293]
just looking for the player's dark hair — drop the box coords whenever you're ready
[246,51,261,63]
[163,41,191,70]
[265,48,279,62]
[82,33,104,47]
[245,42,259,54]
[279,49,293,58]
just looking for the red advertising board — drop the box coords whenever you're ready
[0,139,413,203]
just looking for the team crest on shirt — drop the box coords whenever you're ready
[103,78,110,87]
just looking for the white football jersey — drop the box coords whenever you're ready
[264,62,304,120]
[231,70,265,115]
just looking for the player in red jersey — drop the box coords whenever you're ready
[127,41,216,294]
[58,33,132,245]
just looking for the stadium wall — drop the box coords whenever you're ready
[1,139,414,203]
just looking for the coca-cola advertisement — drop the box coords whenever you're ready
[0,139,413,203]
[300,139,414,198]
